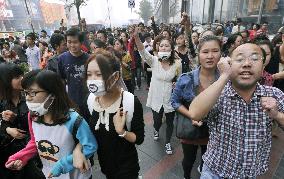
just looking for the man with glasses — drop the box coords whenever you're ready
[187,43,284,178]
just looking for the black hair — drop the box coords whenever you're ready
[92,39,106,49]
[39,41,48,47]
[0,63,24,100]
[50,33,65,50]
[21,70,74,124]
[41,30,47,34]
[120,31,129,39]
[143,32,151,39]
[158,37,176,65]
[26,33,36,41]
[252,38,273,62]
[65,27,84,43]
[97,30,107,38]
[114,38,126,51]
[271,33,283,47]
[198,35,221,53]
[85,49,121,91]
[222,33,243,56]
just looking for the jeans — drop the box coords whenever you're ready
[182,143,207,179]
[131,67,141,88]
[152,106,175,143]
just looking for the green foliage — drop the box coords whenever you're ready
[17,62,29,74]
[137,0,153,24]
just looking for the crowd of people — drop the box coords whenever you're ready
[0,13,284,179]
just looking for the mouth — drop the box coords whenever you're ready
[239,71,253,79]
[206,61,214,65]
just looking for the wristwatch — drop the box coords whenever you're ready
[118,130,127,138]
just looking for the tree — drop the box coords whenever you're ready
[136,0,153,24]
[62,0,88,26]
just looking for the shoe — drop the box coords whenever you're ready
[153,130,159,141]
[165,143,173,155]
[197,165,201,174]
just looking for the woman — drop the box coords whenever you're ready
[120,31,129,51]
[2,42,17,62]
[248,23,260,41]
[113,38,133,93]
[0,63,43,179]
[76,49,144,178]
[171,35,221,179]
[38,41,52,69]
[6,70,97,178]
[222,33,243,57]
[133,26,182,155]
[90,39,106,54]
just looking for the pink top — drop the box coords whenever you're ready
[5,113,38,167]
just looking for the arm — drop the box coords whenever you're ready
[150,16,159,37]
[6,113,38,167]
[188,58,231,121]
[51,119,97,177]
[272,71,284,80]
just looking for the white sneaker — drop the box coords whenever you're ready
[153,130,159,141]
[165,143,173,155]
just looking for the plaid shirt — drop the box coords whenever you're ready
[203,82,284,178]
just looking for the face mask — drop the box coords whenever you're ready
[87,80,106,96]
[158,51,171,60]
[26,94,54,116]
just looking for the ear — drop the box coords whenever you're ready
[53,145,59,154]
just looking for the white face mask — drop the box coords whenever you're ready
[26,94,54,116]
[158,51,171,60]
[87,80,106,96]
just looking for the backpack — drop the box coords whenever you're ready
[87,91,134,131]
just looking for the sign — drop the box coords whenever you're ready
[128,0,135,8]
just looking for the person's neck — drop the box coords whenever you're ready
[200,67,216,78]
[70,50,82,57]
[177,46,186,51]
[43,113,54,124]
[11,90,21,106]
[99,87,122,107]
[232,84,256,103]
[29,44,35,48]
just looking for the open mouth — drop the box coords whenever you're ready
[239,71,253,79]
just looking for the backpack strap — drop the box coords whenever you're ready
[122,91,134,131]
[72,113,83,145]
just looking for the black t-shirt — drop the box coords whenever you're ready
[57,51,89,108]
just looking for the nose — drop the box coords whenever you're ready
[242,58,253,67]
[207,51,214,58]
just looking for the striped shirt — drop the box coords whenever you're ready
[203,82,284,178]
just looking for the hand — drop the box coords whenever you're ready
[47,173,53,178]
[5,160,23,170]
[181,12,190,25]
[6,128,27,139]
[217,57,232,77]
[129,26,139,38]
[113,108,127,135]
[150,16,154,21]
[192,120,203,127]
[73,144,89,173]
[2,110,17,121]
[261,97,279,119]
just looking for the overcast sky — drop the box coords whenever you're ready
[45,0,143,27]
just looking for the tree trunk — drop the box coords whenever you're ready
[76,3,81,27]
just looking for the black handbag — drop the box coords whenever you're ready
[175,112,209,140]
[174,73,209,140]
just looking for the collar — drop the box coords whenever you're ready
[226,82,269,98]
[192,66,220,88]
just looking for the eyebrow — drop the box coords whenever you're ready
[236,52,259,56]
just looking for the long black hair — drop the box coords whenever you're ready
[0,63,24,100]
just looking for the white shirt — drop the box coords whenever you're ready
[139,49,182,113]
[232,25,245,34]
[26,45,40,70]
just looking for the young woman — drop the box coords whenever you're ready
[0,63,43,179]
[113,38,133,93]
[133,26,182,155]
[5,70,97,179]
[222,33,243,57]
[74,49,144,178]
[171,35,221,179]
[120,31,129,51]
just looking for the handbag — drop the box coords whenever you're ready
[174,72,209,140]
[175,112,209,140]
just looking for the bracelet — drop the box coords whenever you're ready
[118,130,127,138]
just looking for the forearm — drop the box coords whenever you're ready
[123,131,136,143]
[275,112,284,128]
[189,74,229,120]
[177,105,191,119]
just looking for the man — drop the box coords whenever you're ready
[25,33,40,70]
[256,22,269,37]
[96,30,107,44]
[232,19,246,34]
[46,33,66,72]
[39,30,50,43]
[188,43,284,178]
[57,28,89,113]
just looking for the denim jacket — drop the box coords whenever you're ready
[171,67,219,110]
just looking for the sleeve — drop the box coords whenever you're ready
[6,113,38,166]
[130,97,144,145]
[51,118,97,176]
[274,87,284,113]
[139,49,156,67]
[171,75,189,110]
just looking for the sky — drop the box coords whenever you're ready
[45,0,143,27]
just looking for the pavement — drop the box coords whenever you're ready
[92,78,284,179]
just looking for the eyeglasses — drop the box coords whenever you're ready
[23,90,45,97]
[234,54,263,64]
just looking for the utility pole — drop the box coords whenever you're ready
[106,0,112,28]
[219,0,224,22]
[190,0,193,21]
[202,0,205,23]
[257,0,265,24]
[24,0,35,33]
